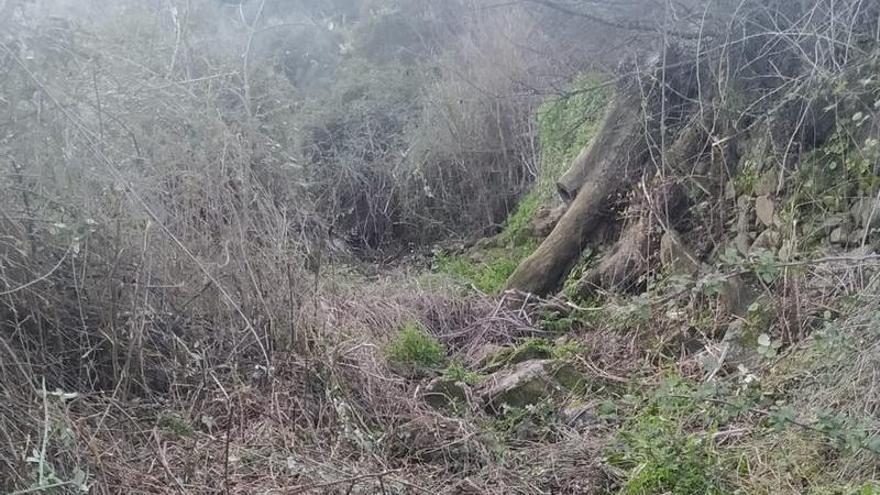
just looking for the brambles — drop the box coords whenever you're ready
[3,0,880,493]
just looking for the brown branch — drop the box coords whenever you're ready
[519,0,714,40]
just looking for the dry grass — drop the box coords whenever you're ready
[2,0,880,494]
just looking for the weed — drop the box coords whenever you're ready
[607,377,732,494]
[385,321,446,371]
[434,240,538,293]
[158,411,194,437]
[536,74,611,199]
[444,361,484,385]
[486,338,585,372]
[491,399,560,442]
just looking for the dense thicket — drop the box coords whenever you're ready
[3,0,880,493]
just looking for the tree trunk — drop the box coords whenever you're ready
[556,111,608,203]
[504,88,651,296]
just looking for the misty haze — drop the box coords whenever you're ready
[2,0,880,493]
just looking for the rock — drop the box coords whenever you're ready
[821,214,848,232]
[735,196,753,254]
[755,195,775,227]
[753,168,779,197]
[477,360,585,413]
[483,341,552,372]
[848,230,867,246]
[718,320,761,370]
[528,204,566,238]
[392,416,484,464]
[829,226,849,245]
[717,275,757,318]
[467,343,504,370]
[559,401,598,429]
[660,229,701,276]
[421,377,468,410]
[778,239,795,262]
[751,229,780,252]
[724,181,737,200]
[851,197,880,230]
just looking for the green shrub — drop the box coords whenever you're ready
[386,321,446,370]
[158,411,194,437]
[444,361,484,385]
[607,378,730,495]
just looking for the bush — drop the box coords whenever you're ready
[385,321,446,370]
[607,378,730,494]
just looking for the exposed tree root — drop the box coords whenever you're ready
[504,86,652,296]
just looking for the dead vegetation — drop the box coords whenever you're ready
[3,0,880,494]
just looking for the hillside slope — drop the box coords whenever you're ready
[3,0,880,494]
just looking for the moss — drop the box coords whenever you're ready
[158,412,194,437]
[434,240,538,293]
[498,192,542,246]
[562,247,597,299]
[444,361,485,385]
[385,321,446,371]
[485,338,584,372]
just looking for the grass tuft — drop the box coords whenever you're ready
[385,321,446,370]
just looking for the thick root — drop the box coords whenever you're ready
[504,88,650,296]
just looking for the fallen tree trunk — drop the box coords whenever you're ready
[505,47,701,297]
[504,87,651,296]
[556,114,609,203]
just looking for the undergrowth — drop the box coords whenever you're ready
[386,321,446,372]
[435,74,610,293]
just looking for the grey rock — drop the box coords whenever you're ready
[528,204,567,238]
[848,230,868,247]
[717,275,757,318]
[660,229,701,276]
[755,195,775,227]
[482,343,553,373]
[778,239,795,262]
[560,401,598,429]
[392,416,483,464]
[724,181,737,200]
[477,360,585,413]
[829,226,849,245]
[467,343,504,370]
[422,377,468,410]
[821,214,849,232]
[718,320,761,370]
[754,168,779,197]
[751,229,781,252]
[734,196,753,254]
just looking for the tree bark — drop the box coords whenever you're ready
[555,102,616,202]
[504,88,651,296]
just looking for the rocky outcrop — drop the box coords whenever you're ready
[477,359,586,413]
[421,376,469,410]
